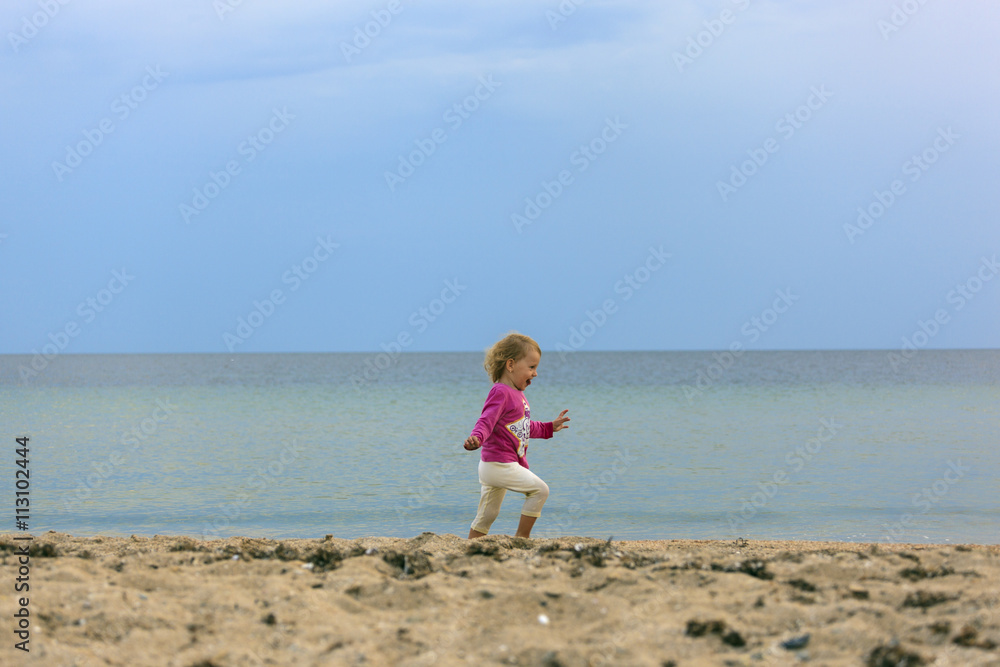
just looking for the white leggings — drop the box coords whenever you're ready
[471,460,550,535]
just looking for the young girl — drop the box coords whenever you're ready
[464,333,569,539]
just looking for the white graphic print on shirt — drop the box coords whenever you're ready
[505,398,531,458]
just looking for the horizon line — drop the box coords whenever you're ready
[1,348,998,356]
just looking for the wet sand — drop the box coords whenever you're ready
[1,532,998,666]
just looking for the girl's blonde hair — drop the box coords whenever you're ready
[484,332,541,382]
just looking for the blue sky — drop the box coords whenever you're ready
[2,0,998,353]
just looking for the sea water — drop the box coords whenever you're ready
[1,351,997,544]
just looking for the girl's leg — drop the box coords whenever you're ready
[515,514,538,538]
[513,469,547,537]
[479,462,550,537]
[470,464,507,537]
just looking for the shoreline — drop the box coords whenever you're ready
[3,532,998,665]
[6,530,1000,549]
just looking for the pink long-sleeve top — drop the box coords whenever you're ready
[470,383,553,469]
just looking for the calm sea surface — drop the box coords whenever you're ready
[1,351,997,544]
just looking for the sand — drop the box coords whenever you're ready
[1,532,998,666]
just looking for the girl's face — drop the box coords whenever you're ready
[503,348,540,391]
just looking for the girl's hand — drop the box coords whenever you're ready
[464,435,481,451]
[552,409,570,432]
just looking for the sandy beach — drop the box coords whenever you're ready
[2,532,998,666]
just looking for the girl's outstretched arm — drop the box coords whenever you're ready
[552,409,570,432]
[529,409,569,439]
[466,386,506,450]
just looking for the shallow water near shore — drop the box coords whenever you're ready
[1,350,997,543]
